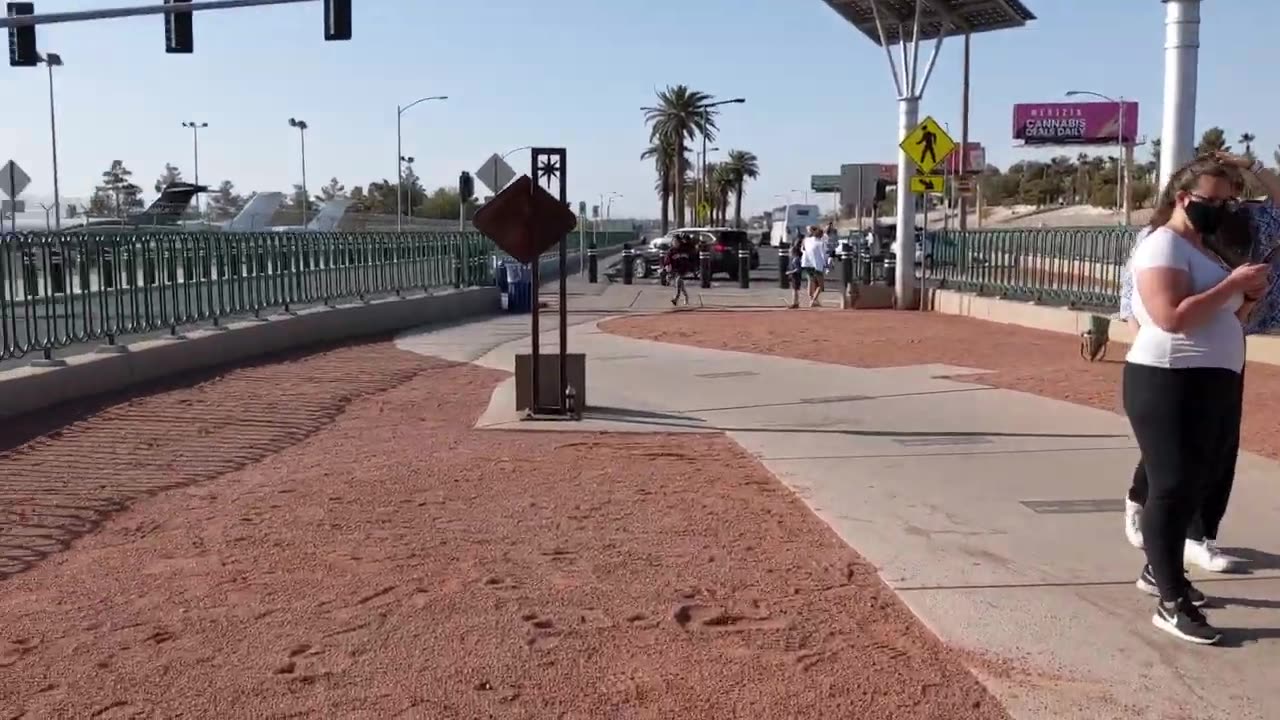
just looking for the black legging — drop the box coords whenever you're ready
[1128,364,1244,541]
[1123,363,1241,602]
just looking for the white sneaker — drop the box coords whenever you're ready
[1184,538,1241,573]
[1124,498,1144,549]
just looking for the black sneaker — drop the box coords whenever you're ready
[1136,565,1207,607]
[1152,597,1221,645]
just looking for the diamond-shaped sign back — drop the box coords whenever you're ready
[472,175,577,264]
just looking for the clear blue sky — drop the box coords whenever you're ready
[1,0,1276,218]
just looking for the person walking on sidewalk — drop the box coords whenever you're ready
[786,236,804,309]
[1120,152,1280,574]
[1122,158,1270,644]
[800,226,829,307]
[665,234,698,307]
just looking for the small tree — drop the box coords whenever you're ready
[206,180,247,221]
[154,163,183,193]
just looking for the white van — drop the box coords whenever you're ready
[768,204,821,247]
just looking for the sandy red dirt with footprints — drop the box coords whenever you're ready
[602,309,1280,462]
[0,340,1007,719]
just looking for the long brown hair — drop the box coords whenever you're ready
[1147,156,1237,230]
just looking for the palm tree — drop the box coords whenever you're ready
[711,163,734,225]
[641,137,677,233]
[643,85,718,230]
[724,149,759,228]
[1239,132,1256,157]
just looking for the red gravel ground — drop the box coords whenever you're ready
[0,341,1007,719]
[601,309,1280,461]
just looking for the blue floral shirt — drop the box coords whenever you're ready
[1118,201,1280,334]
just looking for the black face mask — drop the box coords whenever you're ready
[1184,200,1227,235]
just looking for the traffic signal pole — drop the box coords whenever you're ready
[0,0,315,28]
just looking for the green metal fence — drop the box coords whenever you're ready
[0,230,559,365]
[929,226,1139,310]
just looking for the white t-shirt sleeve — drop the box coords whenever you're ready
[1129,229,1189,273]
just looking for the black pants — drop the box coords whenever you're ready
[1123,363,1241,602]
[1127,365,1244,541]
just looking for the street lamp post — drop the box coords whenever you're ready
[395,95,448,231]
[1066,90,1128,225]
[182,120,208,220]
[40,52,63,229]
[288,118,309,226]
[698,98,746,225]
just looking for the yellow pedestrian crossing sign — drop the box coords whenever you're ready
[910,175,946,194]
[900,116,955,174]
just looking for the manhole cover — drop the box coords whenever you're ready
[892,436,992,447]
[695,371,759,379]
[1020,499,1126,515]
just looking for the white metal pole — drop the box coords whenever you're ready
[1159,0,1200,190]
[895,97,919,309]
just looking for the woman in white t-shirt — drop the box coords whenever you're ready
[800,226,829,307]
[1124,159,1270,645]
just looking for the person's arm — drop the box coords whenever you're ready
[1132,234,1256,332]
[1135,268,1243,332]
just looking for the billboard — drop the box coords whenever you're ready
[1012,101,1139,145]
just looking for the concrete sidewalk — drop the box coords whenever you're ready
[396,283,1280,720]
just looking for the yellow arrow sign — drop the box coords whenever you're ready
[910,175,946,194]
[900,116,955,174]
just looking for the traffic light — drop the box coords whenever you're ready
[7,2,37,68]
[323,0,351,41]
[164,0,192,53]
[459,172,474,203]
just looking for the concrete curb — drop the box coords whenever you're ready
[0,286,500,421]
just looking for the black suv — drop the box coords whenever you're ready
[653,227,759,281]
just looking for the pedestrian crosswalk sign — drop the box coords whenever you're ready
[900,116,955,174]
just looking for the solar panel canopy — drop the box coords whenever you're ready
[822,0,1035,45]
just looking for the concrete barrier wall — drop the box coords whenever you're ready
[928,288,1280,366]
[0,286,499,420]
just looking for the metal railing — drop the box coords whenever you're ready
[929,226,1139,311]
[0,231,498,364]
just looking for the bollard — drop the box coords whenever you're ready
[699,249,711,289]
[21,250,38,297]
[840,248,854,309]
[77,249,91,292]
[102,248,116,289]
[778,246,789,289]
[48,248,66,295]
[737,247,750,289]
[621,244,633,285]
[587,242,598,283]
[860,251,873,285]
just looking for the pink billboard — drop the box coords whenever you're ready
[1012,101,1139,145]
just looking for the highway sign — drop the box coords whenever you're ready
[0,159,31,198]
[475,153,516,195]
[900,116,955,174]
[910,175,946,194]
[810,174,840,192]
